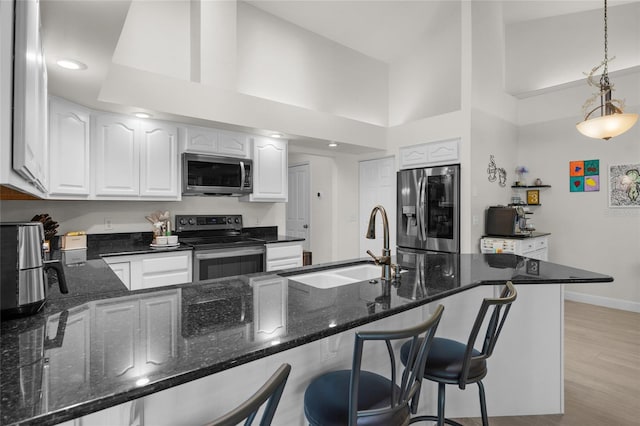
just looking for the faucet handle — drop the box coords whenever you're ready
[366,250,380,264]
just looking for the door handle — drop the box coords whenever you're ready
[303,224,308,229]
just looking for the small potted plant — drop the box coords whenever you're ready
[515,166,529,186]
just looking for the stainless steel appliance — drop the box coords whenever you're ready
[182,153,253,196]
[176,215,265,282]
[397,164,460,255]
[485,206,519,237]
[1,222,68,318]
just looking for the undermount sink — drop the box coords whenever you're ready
[286,264,382,289]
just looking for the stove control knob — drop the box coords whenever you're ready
[227,217,233,224]
[235,217,241,224]
[179,218,187,226]
[188,218,196,225]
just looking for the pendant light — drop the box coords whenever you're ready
[576,0,638,140]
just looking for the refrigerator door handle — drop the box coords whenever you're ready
[418,176,427,241]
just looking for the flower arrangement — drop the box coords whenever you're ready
[515,166,529,186]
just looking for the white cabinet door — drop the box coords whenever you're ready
[48,97,91,196]
[218,130,250,158]
[92,298,139,381]
[399,138,459,169]
[12,0,48,193]
[139,121,179,198]
[46,306,91,411]
[242,137,287,202]
[138,291,180,372]
[184,125,218,154]
[93,114,140,196]
[251,276,287,342]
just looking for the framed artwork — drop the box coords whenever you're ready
[570,159,600,192]
[526,189,540,205]
[609,163,640,208]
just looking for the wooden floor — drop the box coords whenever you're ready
[451,301,640,426]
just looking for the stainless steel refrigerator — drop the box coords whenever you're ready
[397,164,460,255]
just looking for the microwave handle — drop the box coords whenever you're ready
[240,161,246,189]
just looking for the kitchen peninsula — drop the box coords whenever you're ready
[1,250,612,426]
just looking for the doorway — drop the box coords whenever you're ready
[287,163,311,252]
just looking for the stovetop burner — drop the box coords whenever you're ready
[175,214,265,249]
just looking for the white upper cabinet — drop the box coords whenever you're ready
[92,113,180,200]
[399,138,460,170]
[241,137,288,202]
[183,126,250,158]
[140,121,179,198]
[48,97,91,196]
[184,125,218,153]
[93,113,140,197]
[12,0,48,193]
[218,130,251,158]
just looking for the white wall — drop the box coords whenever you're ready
[505,2,640,96]
[0,197,285,236]
[113,0,191,82]
[237,2,388,127]
[517,71,640,308]
[387,1,461,126]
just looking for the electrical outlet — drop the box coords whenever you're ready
[104,218,113,230]
[472,215,479,225]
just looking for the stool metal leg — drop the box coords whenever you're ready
[437,382,446,426]
[478,380,488,426]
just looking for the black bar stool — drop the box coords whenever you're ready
[401,281,517,426]
[303,304,445,426]
[204,363,291,426]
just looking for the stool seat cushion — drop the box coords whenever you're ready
[304,370,409,426]
[400,337,487,383]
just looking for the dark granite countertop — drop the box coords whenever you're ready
[0,252,612,426]
[481,232,551,239]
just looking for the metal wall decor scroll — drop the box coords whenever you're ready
[487,155,507,187]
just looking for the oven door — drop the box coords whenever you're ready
[194,245,266,282]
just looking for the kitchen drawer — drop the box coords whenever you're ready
[266,258,303,272]
[141,252,191,274]
[266,242,303,262]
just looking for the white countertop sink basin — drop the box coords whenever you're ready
[287,264,382,289]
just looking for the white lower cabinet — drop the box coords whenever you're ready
[104,251,192,290]
[265,242,303,272]
[251,276,287,342]
[480,235,549,261]
[241,136,288,202]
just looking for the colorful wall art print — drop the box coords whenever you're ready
[569,159,600,192]
[609,163,640,208]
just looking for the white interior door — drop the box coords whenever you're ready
[287,163,310,251]
[359,157,396,258]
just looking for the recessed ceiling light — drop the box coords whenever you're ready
[328,142,338,148]
[56,59,87,70]
[134,112,151,119]
[271,133,282,138]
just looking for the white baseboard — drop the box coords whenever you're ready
[564,291,640,313]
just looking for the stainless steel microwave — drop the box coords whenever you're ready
[182,153,253,196]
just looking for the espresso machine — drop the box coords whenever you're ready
[1,222,68,318]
